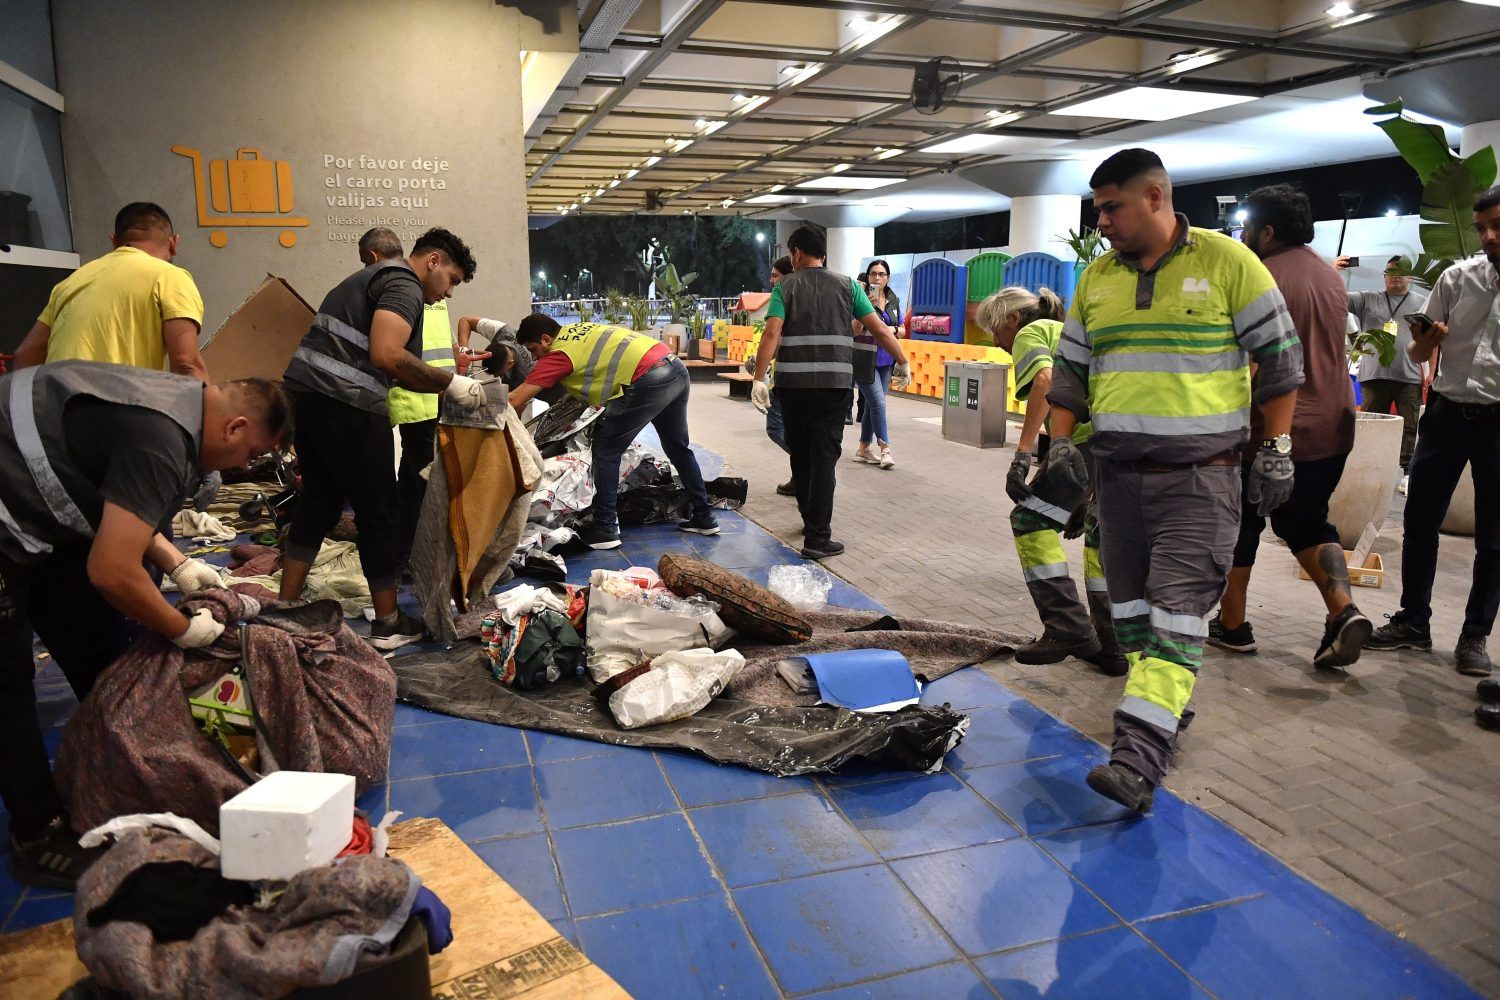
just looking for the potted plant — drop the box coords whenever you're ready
[602,288,628,326]
[657,262,698,342]
[1059,226,1110,266]
[625,295,652,333]
[574,298,594,324]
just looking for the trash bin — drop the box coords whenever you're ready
[941,360,1008,448]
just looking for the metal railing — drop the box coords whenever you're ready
[529,296,746,327]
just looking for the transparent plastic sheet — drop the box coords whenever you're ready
[768,564,834,610]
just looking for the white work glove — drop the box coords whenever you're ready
[172,608,225,649]
[169,558,223,595]
[891,363,911,390]
[444,373,488,411]
[751,379,771,414]
[1247,447,1295,517]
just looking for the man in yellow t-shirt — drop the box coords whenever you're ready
[14,202,208,381]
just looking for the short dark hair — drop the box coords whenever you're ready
[1242,183,1315,246]
[225,378,293,448]
[412,227,477,281]
[787,224,827,260]
[1474,186,1500,214]
[1387,254,1404,265]
[113,202,173,240]
[515,312,562,346]
[358,227,403,261]
[1089,148,1167,191]
[771,255,792,276]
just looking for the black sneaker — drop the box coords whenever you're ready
[1207,615,1257,654]
[1476,704,1500,731]
[1366,610,1432,651]
[678,512,721,536]
[369,611,428,651]
[1015,632,1103,666]
[1313,605,1373,671]
[11,816,104,891]
[801,539,845,560]
[1478,678,1500,703]
[1456,634,1494,677]
[776,480,796,497]
[1085,762,1155,813]
[580,522,622,550]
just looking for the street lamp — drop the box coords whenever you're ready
[755,232,766,243]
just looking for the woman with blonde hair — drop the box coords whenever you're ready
[976,285,1126,675]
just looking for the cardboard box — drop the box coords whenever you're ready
[201,274,315,382]
[0,818,628,1000]
[1298,550,1385,589]
[220,771,355,881]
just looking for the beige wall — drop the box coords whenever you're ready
[52,0,541,336]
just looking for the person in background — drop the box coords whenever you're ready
[0,363,290,889]
[1335,253,1427,488]
[281,228,487,650]
[848,271,870,426]
[1368,187,1500,688]
[510,318,719,550]
[852,259,902,469]
[762,255,796,496]
[978,285,1126,676]
[14,203,208,383]
[751,225,910,560]
[1211,184,1367,669]
[1048,149,1303,813]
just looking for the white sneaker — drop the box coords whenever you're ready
[854,444,877,464]
[1399,474,1409,496]
[878,446,895,469]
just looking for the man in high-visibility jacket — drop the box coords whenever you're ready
[510,316,718,550]
[1047,148,1304,813]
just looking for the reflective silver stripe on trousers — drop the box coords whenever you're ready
[1085,576,1109,593]
[1112,599,1208,638]
[1022,563,1072,583]
[1019,493,1072,525]
[1118,693,1183,732]
[0,495,51,555]
[597,340,634,405]
[9,367,92,535]
[316,312,371,350]
[578,332,616,404]
[293,346,388,397]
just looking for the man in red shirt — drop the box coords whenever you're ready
[510,315,717,549]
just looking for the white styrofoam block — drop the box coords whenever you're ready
[219,771,356,881]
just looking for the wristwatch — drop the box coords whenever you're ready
[1262,434,1292,455]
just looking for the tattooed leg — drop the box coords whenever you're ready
[1295,543,1353,618]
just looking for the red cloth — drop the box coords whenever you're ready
[338,814,373,857]
[524,341,670,390]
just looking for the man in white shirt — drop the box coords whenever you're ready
[456,314,536,381]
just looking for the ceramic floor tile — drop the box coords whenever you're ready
[919,668,1021,711]
[536,751,677,829]
[525,729,632,764]
[577,894,779,999]
[1141,890,1481,1000]
[552,813,720,917]
[690,791,877,887]
[960,754,1143,836]
[976,926,1211,1000]
[355,781,387,816]
[826,771,1019,860]
[392,701,447,728]
[469,832,568,922]
[657,750,815,807]
[388,765,541,843]
[3,892,75,933]
[944,705,1097,770]
[733,865,956,994]
[892,839,1119,956]
[389,717,530,779]
[804,961,994,999]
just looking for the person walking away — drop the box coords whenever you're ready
[509,318,720,550]
[977,285,1127,676]
[853,259,903,469]
[1336,253,1428,489]
[0,363,289,888]
[1367,187,1500,680]
[1210,184,1367,668]
[750,225,910,560]
[281,228,489,650]
[1047,149,1304,813]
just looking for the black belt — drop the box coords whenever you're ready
[1127,452,1239,473]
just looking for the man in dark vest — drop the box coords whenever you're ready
[750,224,910,559]
[281,228,487,649]
[0,361,291,888]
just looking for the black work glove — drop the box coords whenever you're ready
[1006,451,1035,504]
[1063,499,1091,540]
[1043,437,1090,495]
[1247,447,1295,516]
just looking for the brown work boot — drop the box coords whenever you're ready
[1015,631,1103,665]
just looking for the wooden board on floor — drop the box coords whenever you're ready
[0,818,628,1000]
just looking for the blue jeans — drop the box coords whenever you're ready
[591,356,712,530]
[859,365,892,446]
[765,388,789,453]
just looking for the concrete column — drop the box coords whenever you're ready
[826,226,875,277]
[1009,195,1083,258]
[775,219,800,259]
[1461,119,1500,160]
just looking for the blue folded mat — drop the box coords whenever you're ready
[798,649,920,712]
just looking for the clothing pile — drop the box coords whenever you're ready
[482,583,587,690]
[226,539,372,618]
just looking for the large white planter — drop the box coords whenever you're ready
[1441,466,1475,536]
[1327,412,1402,548]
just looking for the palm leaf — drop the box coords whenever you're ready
[1365,99,1454,183]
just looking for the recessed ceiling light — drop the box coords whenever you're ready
[798,175,903,190]
[744,194,799,205]
[644,156,662,166]
[625,168,639,178]
[701,120,727,135]
[1051,86,1255,121]
[568,203,578,211]
[781,64,806,75]
[1166,50,1223,74]
[595,187,605,197]
[1457,0,1500,5]
[1326,2,1353,16]
[874,147,904,160]
[829,163,850,173]
[581,195,591,204]
[735,95,770,114]
[983,111,1025,127]
[1386,208,1399,217]
[731,92,753,103]
[695,118,709,128]
[670,138,695,152]
[608,178,620,188]
[769,184,786,193]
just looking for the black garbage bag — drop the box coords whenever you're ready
[617,476,748,525]
[392,646,968,777]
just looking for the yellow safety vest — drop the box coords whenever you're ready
[388,300,454,425]
[555,322,657,406]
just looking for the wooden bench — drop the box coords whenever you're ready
[682,359,743,383]
[717,371,754,399]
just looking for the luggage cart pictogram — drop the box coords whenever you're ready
[171,144,309,248]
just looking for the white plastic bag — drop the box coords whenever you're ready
[608,648,746,729]
[586,569,731,682]
[768,564,833,610]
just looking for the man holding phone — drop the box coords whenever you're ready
[1368,187,1500,688]
[1336,254,1427,476]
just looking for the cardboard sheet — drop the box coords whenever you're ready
[200,274,316,381]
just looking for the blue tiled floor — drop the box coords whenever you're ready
[2,507,1482,999]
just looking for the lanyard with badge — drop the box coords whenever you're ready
[1383,292,1411,338]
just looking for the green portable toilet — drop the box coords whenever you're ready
[964,251,1011,345]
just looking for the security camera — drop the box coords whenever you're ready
[1215,195,1237,206]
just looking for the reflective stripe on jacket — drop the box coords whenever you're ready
[554,322,657,407]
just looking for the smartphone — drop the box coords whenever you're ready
[1407,312,1434,331]
[1345,256,1360,267]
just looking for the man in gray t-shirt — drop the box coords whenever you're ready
[1336,253,1427,469]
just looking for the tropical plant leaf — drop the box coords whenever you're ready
[1419,160,1485,259]
[679,271,699,286]
[1350,329,1398,368]
[1365,100,1456,184]
[1463,145,1498,190]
